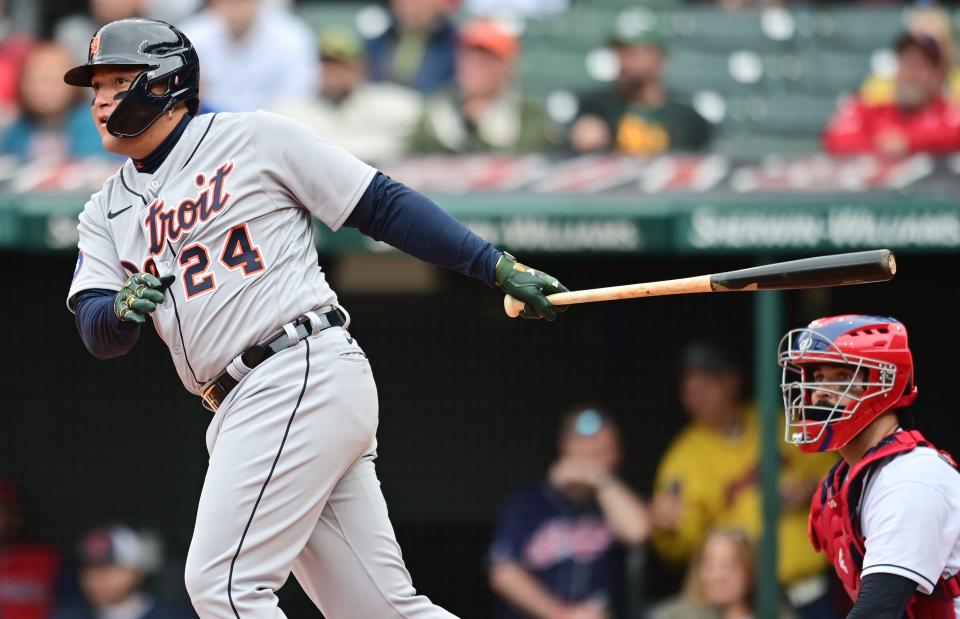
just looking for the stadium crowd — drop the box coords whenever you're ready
[5,0,960,164]
[3,0,958,617]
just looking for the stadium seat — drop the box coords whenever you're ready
[665,8,794,54]
[522,6,617,52]
[666,49,765,97]
[518,48,602,97]
[794,50,871,96]
[811,8,906,52]
[732,92,838,136]
[712,132,822,158]
[584,0,683,11]
[297,3,367,34]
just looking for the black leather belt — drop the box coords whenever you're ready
[201,307,346,412]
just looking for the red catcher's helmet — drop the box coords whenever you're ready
[778,315,917,453]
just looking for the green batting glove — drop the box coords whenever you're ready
[495,252,569,321]
[114,273,175,324]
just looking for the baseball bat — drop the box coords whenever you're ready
[504,249,897,318]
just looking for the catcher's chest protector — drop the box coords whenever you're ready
[809,430,960,618]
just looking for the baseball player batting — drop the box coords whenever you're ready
[779,315,960,618]
[65,19,567,619]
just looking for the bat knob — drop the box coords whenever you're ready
[503,295,524,318]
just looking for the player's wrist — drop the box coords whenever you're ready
[494,251,516,287]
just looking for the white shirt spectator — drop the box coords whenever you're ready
[182,6,317,113]
[860,445,960,613]
[272,83,421,164]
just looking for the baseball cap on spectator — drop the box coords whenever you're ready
[609,20,665,51]
[895,32,945,66]
[681,341,741,377]
[319,28,364,64]
[559,404,618,438]
[458,19,519,61]
[78,525,161,573]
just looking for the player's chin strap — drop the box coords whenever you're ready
[203,305,349,412]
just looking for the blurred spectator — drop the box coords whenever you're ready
[0,0,33,122]
[860,7,960,106]
[0,477,61,619]
[0,42,103,159]
[365,0,457,94]
[272,28,421,163]
[408,18,556,154]
[54,0,147,65]
[182,0,316,113]
[652,529,795,619]
[650,343,837,619]
[56,0,201,59]
[53,524,190,619]
[464,0,568,18]
[488,406,649,619]
[824,32,960,157]
[569,23,710,155]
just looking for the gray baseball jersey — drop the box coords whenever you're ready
[69,110,459,618]
[68,110,374,394]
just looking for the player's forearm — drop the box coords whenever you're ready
[344,172,501,287]
[596,478,652,545]
[74,289,140,359]
[846,572,914,618]
[489,561,567,619]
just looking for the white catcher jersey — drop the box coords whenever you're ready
[859,445,960,608]
[67,111,376,394]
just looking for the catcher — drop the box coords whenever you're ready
[779,314,960,618]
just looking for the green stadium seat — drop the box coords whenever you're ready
[795,50,871,96]
[725,92,837,137]
[522,6,617,53]
[581,0,683,11]
[298,3,367,35]
[812,8,905,52]
[665,9,793,54]
[518,48,601,97]
[666,49,765,96]
[712,132,822,158]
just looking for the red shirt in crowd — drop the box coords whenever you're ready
[0,34,32,111]
[0,543,60,619]
[823,94,960,155]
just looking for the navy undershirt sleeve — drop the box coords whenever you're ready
[74,289,140,359]
[344,172,501,287]
[846,572,915,619]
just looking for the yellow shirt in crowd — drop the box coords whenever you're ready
[651,406,836,586]
[860,70,960,107]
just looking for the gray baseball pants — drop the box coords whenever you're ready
[183,325,458,619]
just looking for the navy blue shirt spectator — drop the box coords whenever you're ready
[488,407,650,619]
[489,481,625,619]
[52,525,193,619]
[365,0,457,93]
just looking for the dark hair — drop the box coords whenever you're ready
[680,341,742,378]
[896,408,916,430]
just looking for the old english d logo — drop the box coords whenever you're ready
[90,34,101,56]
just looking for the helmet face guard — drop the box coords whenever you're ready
[107,70,195,137]
[777,315,916,453]
[779,330,897,451]
[64,19,200,138]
